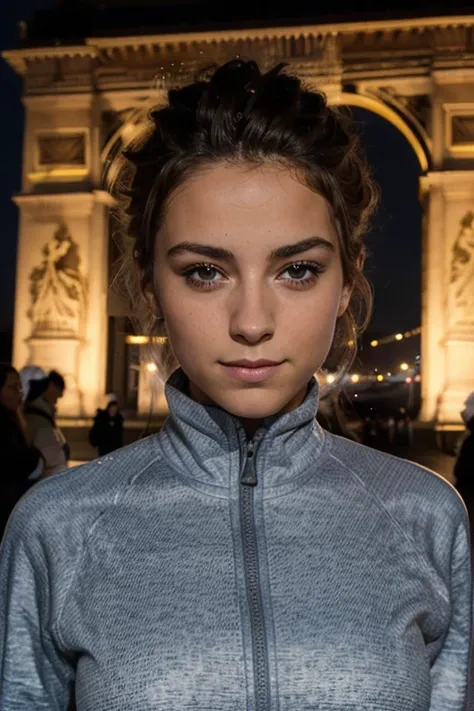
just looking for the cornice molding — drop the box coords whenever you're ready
[420,170,474,198]
[84,15,474,48]
[3,14,474,75]
[2,46,98,75]
[12,190,110,217]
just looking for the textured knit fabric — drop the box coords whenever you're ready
[0,368,472,710]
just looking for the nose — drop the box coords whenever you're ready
[229,281,275,345]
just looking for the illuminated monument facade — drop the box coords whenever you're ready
[3,8,474,427]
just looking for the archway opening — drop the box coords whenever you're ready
[341,103,424,420]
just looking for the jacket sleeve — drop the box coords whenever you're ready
[430,518,473,710]
[0,496,74,709]
[33,425,68,476]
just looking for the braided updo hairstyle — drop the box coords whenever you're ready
[111,58,378,378]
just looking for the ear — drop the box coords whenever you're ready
[136,259,163,320]
[337,250,365,318]
[337,283,352,318]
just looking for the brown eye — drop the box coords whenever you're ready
[279,261,324,284]
[287,264,308,280]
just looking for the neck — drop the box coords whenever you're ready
[187,375,311,440]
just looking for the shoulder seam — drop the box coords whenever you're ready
[327,448,454,583]
[52,449,163,651]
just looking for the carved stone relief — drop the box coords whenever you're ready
[449,211,474,327]
[451,115,474,146]
[28,225,88,337]
[37,132,86,166]
[377,87,431,131]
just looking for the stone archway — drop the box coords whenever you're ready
[4,15,474,427]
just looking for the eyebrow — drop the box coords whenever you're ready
[167,237,335,261]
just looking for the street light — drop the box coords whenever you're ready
[395,333,403,341]
[326,374,336,384]
[350,374,360,383]
[376,374,384,382]
[400,362,409,371]
[370,340,379,347]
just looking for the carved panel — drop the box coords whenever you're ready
[444,104,474,156]
[449,211,474,328]
[37,132,86,167]
[28,225,88,337]
[451,115,474,145]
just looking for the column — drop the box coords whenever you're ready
[12,192,110,417]
[420,172,474,425]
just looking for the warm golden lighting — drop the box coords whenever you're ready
[127,335,149,345]
[347,339,355,347]
[395,333,403,341]
[350,374,360,383]
[326,374,336,384]
[126,335,167,345]
[376,374,384,382]
[370,340,379,347]
[400,362,409,371]
[146,362,158,373]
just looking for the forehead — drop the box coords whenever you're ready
[161,162,337,250]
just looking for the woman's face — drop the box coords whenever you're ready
[0,371,23,412]
[154,162,352,420]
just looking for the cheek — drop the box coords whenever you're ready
[163,299,224,357]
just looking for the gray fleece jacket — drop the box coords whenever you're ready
[0,369,472,710]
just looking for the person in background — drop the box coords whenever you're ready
[0,364,43,536]
[23,369,69,477]
[88,394,124,456]
[454,391,474,545]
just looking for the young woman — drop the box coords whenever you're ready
[0,365,43,535]
[0,60,471,710]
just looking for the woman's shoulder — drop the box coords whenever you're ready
[3,435,163,547]
[324,432,467,528]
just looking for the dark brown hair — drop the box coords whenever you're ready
[111,59,378,378]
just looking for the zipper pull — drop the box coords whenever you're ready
[240,440,258,486]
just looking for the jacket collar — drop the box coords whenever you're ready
[157,368,325,499]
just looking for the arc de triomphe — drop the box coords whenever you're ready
[3,14,474,427]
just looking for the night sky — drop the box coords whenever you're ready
[0,0,422,345]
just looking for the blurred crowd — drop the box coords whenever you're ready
[0,363,123,536]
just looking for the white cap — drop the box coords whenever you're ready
[104,392,118,408]
[19,366,47,402]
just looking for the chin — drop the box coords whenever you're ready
[213,386,294,421]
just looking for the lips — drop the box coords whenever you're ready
[222,359,282,368]
[219,360,283,383]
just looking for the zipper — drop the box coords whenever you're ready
[240,437,271,711]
